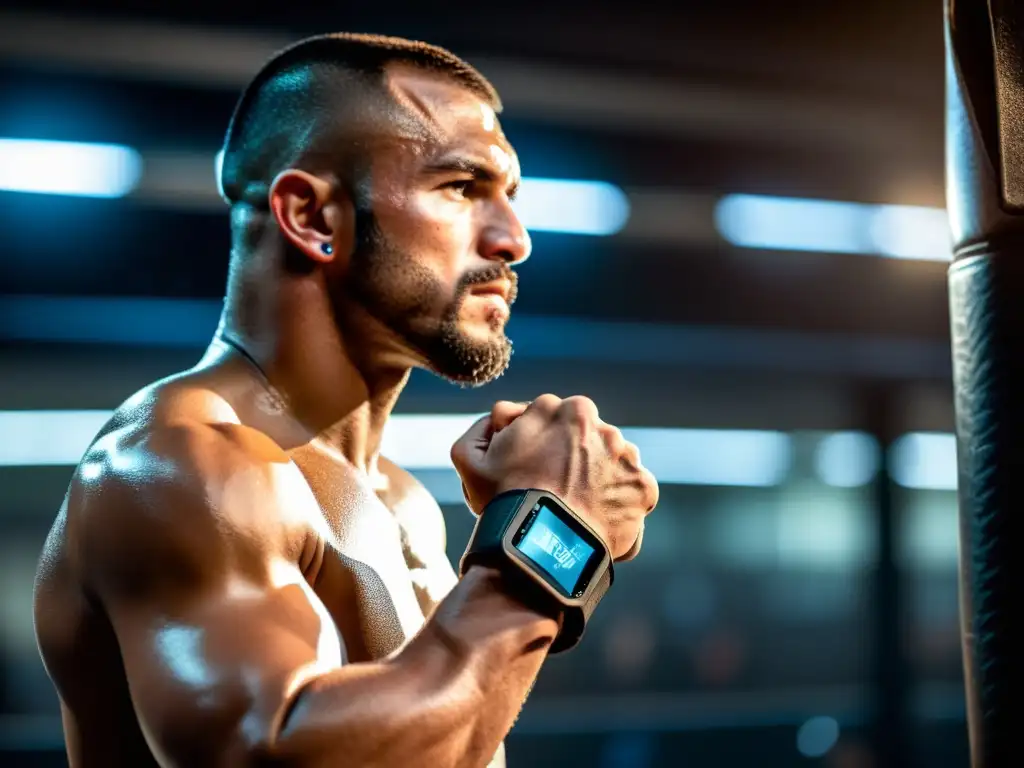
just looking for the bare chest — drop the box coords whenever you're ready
[290,453,457,663]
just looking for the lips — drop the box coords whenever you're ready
[470,280,513,304]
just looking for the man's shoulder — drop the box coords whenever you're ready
[64,383,305,573]
[80,379,289,494]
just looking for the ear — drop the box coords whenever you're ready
[268,169,353,264]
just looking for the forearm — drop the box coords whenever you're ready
[260,566,558,768]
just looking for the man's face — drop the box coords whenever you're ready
[340,68,531,387]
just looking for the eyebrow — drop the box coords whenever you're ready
[423,154,520,198]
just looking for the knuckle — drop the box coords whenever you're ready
[490,400,519,427]
[619,436,639,460]
[600,422,623,439]
[602,426,627,454]
[530,394,562,414]
[643,471,660,511]
[560,395,598,424]
[563,394,596,410]
[449,441,465,466]
[493,399,522,414]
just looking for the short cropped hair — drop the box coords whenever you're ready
[219,32,501,208]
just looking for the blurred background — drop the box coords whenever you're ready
[0,1,963,766]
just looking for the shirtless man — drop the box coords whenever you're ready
[32,33,658,768]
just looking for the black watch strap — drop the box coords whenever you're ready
[459,489,613,654]
[549,548,613,653]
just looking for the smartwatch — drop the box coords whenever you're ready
[459,489,614,653]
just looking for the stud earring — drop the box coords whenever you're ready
[321,242,333,255]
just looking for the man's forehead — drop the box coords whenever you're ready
[385,65,517,167]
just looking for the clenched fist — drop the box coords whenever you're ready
[450,395,658,561]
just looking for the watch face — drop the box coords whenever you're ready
[513,500,600,597]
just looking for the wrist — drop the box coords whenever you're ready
[461,489,613,654]
[439,565,560,650]
[464,564,565,624]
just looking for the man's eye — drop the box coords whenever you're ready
[443,180,473,196]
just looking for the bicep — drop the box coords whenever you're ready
[107,561,343,766]
[79,423,345,766]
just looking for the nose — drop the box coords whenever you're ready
[479,204,532,265]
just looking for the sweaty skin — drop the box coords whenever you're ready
[33,65,535,768]
[34,347,541,768]
[32,62,658,768]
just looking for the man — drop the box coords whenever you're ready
[33,33,658,768]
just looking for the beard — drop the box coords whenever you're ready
[343,212,516,387]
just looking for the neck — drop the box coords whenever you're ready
[214,251,412,474]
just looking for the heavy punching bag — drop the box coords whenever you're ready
[947,1,1024,765]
